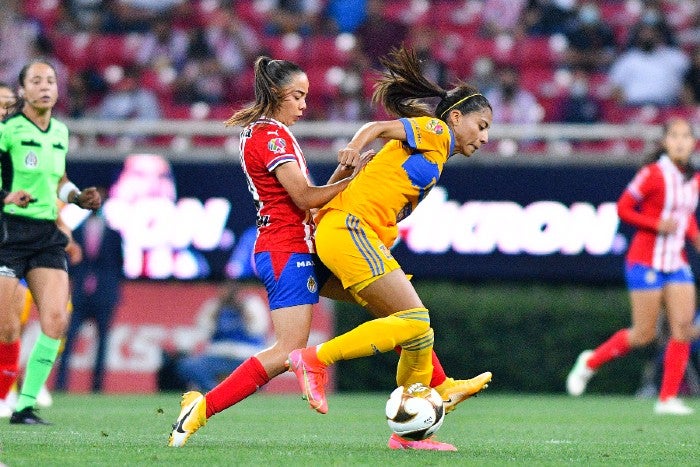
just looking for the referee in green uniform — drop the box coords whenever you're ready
[0,60,101,425]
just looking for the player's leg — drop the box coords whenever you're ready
[0,278,24,418]
[11,267,70,425]
[568,264,661,396]
[169,251,316,447]
[319,257,491,412]
[655,281,695,415]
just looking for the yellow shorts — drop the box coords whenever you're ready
[315,209,400,294]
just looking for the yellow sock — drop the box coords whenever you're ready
[396,328,434,387]
[317,307,430,365]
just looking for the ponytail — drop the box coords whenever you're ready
[372,46,491,121]
[226,56,304,128]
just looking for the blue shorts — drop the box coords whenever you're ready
[255,252,331,310]
[625,263,694,290]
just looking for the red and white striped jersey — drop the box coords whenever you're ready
[239,117,315,254]
[618,155,700,272]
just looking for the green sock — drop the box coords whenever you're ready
[15,332,60,412]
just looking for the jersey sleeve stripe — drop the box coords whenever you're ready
[266,155,297,172]
[399,118,416,150]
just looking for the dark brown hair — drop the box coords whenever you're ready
[373,46,491,120]
[225,56,304,127]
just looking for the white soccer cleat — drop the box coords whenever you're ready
[566,350,595,396]
[654,397,694,416]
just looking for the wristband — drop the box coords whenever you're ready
[0,189,8,203]
[58,182,80,203]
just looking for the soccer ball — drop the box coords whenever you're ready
[385,383,445,441]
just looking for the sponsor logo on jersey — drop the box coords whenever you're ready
[268,138,286,154]
[307,276,317,293]
[297,260,314,267]
[426,119,444,135]
[24,151,38,168]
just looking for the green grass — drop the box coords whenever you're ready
[0,392,697,466]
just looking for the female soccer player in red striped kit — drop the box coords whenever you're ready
[568,118,700,415]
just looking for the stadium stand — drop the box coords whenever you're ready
[9,0,700,158]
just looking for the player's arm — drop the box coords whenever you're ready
[57,174,102,210]
[338,120,406,167]
[56,202,83,265]
[275,162,351,211]
[326,150,376,184]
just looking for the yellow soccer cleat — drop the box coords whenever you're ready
[168,391,207,447]
[435,371,492,414]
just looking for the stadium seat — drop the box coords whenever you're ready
[304,35,354,68]
[51,33,93,71]
[515,36,565,69]
[261,35,304,64]
[91,34,144,68]
[23,0,60,30]
[233,0,269,30]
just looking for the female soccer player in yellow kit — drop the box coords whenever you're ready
[288,46,493,451]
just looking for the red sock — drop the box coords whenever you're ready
[393,346,446,387]
[0,340,20,399]
[204,357,270,418]
[429,351,447,387]
[658,339,691,402]
[587,329,631,370]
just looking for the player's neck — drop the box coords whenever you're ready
[23,106,52,131]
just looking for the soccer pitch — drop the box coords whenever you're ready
[1,392,697,466]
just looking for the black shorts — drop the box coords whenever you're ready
[0,213,69,279]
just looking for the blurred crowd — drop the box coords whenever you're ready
[3,0,700,126]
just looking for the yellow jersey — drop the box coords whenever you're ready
[318,116,454,247]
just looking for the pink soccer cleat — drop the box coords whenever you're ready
[287,348,329,414]
[387,433,457,451]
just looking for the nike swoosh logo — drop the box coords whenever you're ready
[174,405,195,434]
[444,397,454,404]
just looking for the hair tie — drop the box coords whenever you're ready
[439,93,482,120]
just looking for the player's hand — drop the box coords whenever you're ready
[657,218,678,235]
[76,186,102,211]
[352,150,375,176]
[338,146,361,169]
[4,190,35,207]
[65,240,83,265]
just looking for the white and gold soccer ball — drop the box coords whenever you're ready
[385,383,445,440]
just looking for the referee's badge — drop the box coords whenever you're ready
[644,270,657,285]
[25,151,38,168]
[307,276,317,293]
